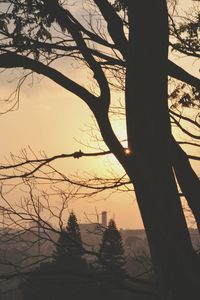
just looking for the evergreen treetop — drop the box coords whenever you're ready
[100,219,126,276]
[66,211,83,257]
[53,211,83,262]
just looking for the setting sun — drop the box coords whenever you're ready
[124,148,131,155]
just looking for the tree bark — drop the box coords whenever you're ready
[125,1,200,299]
[171,137,200,232]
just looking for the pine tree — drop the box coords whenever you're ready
[66,211,83,257]
[52,229,68,261]
[99,219,126,277]
[53,211,83,262]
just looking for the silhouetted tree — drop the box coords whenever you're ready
[94,219,130,300]
[100,219,126,277]
[20,212,101,300]
[65,212,83,257]
[0,1,199,299]
[52,230,68,261]
[53,212,83,261]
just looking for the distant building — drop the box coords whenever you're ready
[101,211,107,227]
[79,211,108,251]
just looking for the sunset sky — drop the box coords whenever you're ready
[0,0,199,229]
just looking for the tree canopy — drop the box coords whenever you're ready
[53,212,83,261]
[99,219,126,276]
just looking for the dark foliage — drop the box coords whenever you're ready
[99,219,126,276]
[53,212,83,261]
[20,212,100,300]
[20,215,132,300]
[20,260,104,300]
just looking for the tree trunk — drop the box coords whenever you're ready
[125,1,200,299]
[171,137,200,233]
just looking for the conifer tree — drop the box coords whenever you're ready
[52,229,68,261]
[66,211,83,257]
[99,219,126,277]
[53,211,83,262]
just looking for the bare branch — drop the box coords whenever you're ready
[0,52,96,109]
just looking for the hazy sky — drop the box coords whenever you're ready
[0,0,199,229]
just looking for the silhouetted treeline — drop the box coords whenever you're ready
[20,213,133,300]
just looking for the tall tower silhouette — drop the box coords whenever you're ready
[101,211,107,227]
